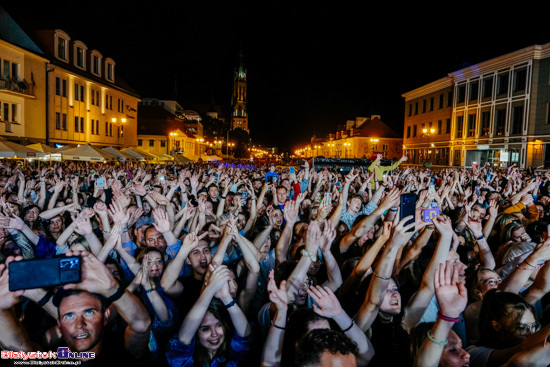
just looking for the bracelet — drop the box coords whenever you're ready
[427,330,448,346]
[106,285,125,304]
[146,283,157,293]
[437,312,459,323]
[390,208,398,212]
[373,272,391,281]
[224,298,237,309]
[476,234,485,241]
[524,259,542,268]
[341,319,355,333]
[301,249,318,262]
[271,319,286,330]
[517,261,545,271]
[102,229,111,234]
[220,195,226,199]
[36,289,54,307]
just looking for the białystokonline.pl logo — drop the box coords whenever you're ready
[1,347,95,361]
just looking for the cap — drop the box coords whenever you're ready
[135,216,154,229]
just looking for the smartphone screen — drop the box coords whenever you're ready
[400,193,417,232]
[9,257,81,291]
[289,167,295,175]
[423,207,440,223]
[96,177,104,189]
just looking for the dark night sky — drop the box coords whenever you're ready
[4,2,550,152]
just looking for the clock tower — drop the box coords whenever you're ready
[231,50,248,133]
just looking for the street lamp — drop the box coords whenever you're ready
[111,117,126,147]
[422,128,435,162]
[370,138,379,156]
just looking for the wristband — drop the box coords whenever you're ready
[36,289,54,307]
[220,195,226,199]
[106,285,125,303]
[224,298,236,309]
[427,330,448,346]
[146,283,157,293]
[437,312,459,323]
[301,249,318,262]
[341,319,355,333]
[373,272,390,281]
[271,319,286,330]
[476,234,484,241]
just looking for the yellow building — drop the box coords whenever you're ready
[0,8,48,144]
[298,116,403,160]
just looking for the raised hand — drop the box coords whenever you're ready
[151,207,171,234]
[108,200,129,225]
[434,260,467,319]
[267,268,288,311]
[72,215,93,236]
[307,285,344,319]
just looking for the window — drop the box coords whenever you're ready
[438,120,442,134]
[62,114,67,130]
[110,123,113,136]
[76,46,85,68]
[62,79,67,97]
[422,100,427,113]
[457,85,466,103]
[96,91,100,106]
[482,77,493,98]
[382,144,388,151]
[80,85,84,101]
[109,96,113,110]
[96,120,99,135]
[75,83,79,101]
[456,116,464,138]
[138,139,143,146]
[407,126,411,138]
[481,111,490,136]
[497,73,509,95]
[105,121,109,136]
[467,114,476,137]
[447,91,453,107]
[439,94,444,109]
[91,119,95,134]
[56,113,61,130]
[495,109,506,136]
[429,97,434,111]
[511,105,524,134]
[56,78,61,95]
[161,140,166,148]
[446,119,451,134]
[75,117,79,132]
[413,125,417,137]
[106,62,114,82]
[57,36,67,60]
[408,104,412,117]
[149,139,155,147]
[469,81,479,101]
[0,59,18,79]
[513,68,527,92]
[414,102,418,115]
[91,52,102,76]
[80,117,84,132]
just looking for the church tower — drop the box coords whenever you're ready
[231,50,248,133]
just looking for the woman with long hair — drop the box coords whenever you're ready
[166,263,253,366]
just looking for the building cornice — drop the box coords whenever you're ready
[402,76,454,100]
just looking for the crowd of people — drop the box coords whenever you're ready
[0,154,549,366]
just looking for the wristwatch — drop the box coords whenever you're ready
[301,249,318,262]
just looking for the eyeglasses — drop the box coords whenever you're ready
[515,322,540,336]
[481,278,502,287]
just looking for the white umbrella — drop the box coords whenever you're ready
[0,140,45,158]
[61,144,118,162]
[101,146,136,161]
[122,147,158,161]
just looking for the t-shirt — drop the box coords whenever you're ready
[174,275,204,317]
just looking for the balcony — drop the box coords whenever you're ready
[0,77,35,97]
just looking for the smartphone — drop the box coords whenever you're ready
[241,191,248,201]
[9,256,81,291]
[423,207,441,223]
[429,184,435,194]
[289,167,295,175]
[475,185,480,197]
[400,192,417,232]
[267,176,274,184]
[96,177,104,189]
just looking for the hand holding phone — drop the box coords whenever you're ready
[96,177,104,189]
[9,256,81,291]
[289,167,295,175]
